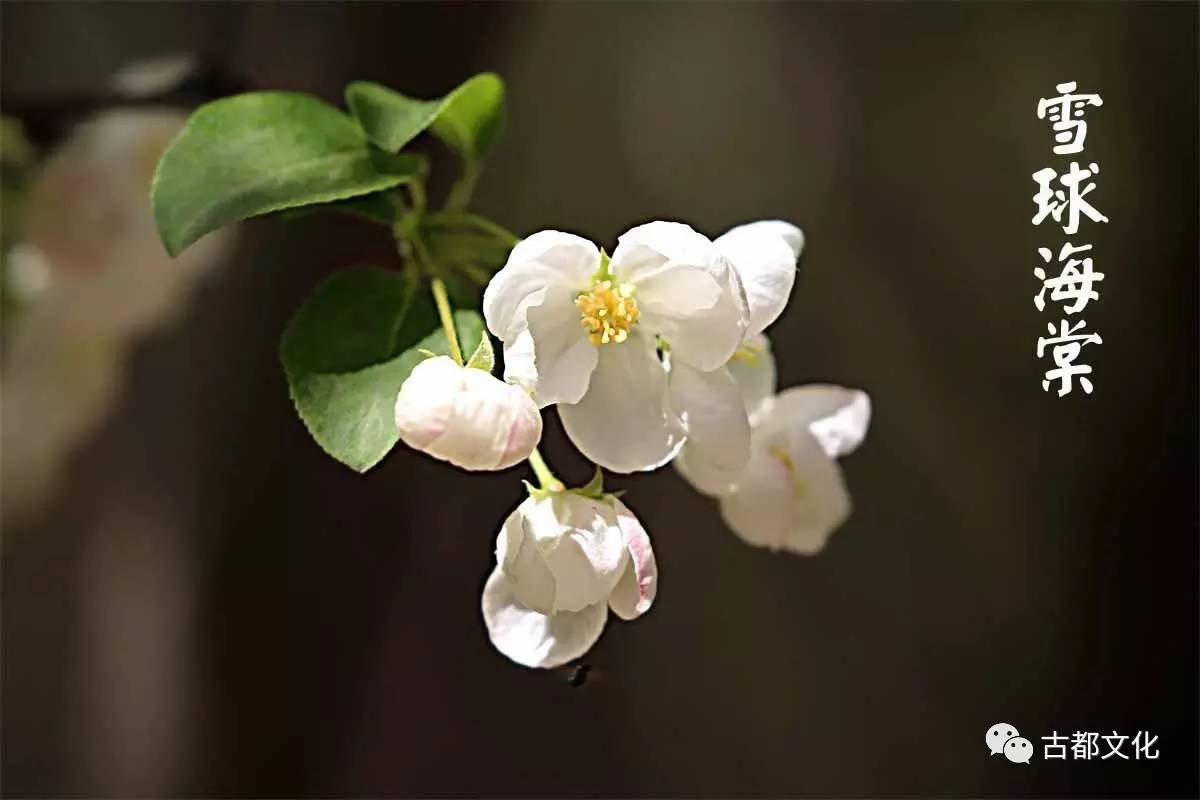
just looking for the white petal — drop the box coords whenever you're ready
[522,494,628,613]
[609,220,721,288]
[670,363,751,497]
[483,230,598,341]
[607,500,658,620]
[496,501,557,615]
[501,327,538,393]
[393,355,460,450]
[719,429,850,555]
[611,221,749,371]
[499,495,629,614]
[763,385,872,459]
[481,568,608,669]
[651,268,749,371]
[726,332,777,424]
[558,337,685,473]
[715,220,802,337]
[521,284,598,407]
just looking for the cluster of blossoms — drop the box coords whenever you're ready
[393,219,871,668]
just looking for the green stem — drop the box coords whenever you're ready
[528,447,564,492]
[444,159,480,212]
[434,211,518,247]
[408,179,427,215]
[431,278,464,366]
[410,232,443,279]
[456,260,493,286]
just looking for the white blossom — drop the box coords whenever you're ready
[481,492,657,668]
[394,356,542,471]
[714,377,871,555]
[482,221,749,473]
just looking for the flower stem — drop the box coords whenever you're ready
[528,447,564,492]
[456,260,493,286]
[431,278,464,366]
[408,179,427,215]
[445,159,480,212]
[433,211,518,247]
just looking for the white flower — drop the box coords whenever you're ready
[481,492,657,668]
[22,109,232,338]
[482,221,749,473]
[702,374,872,555]
[672,220,804,494]
[394,355,542,471]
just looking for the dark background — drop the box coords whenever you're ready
[2,2,1197,797]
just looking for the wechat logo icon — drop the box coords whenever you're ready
[987,722,1033,764]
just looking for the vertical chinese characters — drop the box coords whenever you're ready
[1032,82,1106,396]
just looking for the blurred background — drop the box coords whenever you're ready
[2,2,1196,797]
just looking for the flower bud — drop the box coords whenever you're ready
[394,355,542,471]
[498,493,629,614]
[482,491,658,668]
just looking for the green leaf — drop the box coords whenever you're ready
[345,82,441,154]
[276,189,405,226]
[465,331,495,372]
[345,73,504,160]
[280,266,484,472]
[152,92,424,256]
[430,73,505,161]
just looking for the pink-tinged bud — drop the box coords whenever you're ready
[394,356,542,471]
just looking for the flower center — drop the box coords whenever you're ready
[576,280,639,346]
[769,445,807,499]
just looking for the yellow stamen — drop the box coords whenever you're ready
[576,280,639,347]
[731,343,764,365]
[768,445,807,499]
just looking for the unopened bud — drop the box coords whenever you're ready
[394,356,542,471]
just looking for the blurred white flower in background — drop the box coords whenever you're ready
[19,108,231,337]
[394,355,542,471]
[722,383,870,554]
[680,356,871,554]
[1,61,235,523]
[484,221,748,474]
[481,491,657,668]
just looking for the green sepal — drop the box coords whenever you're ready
[592,249,613,282]
[465,332,495,372]
[522,480,553,503]
[569,466,607,500]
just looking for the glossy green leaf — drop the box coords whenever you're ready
[152,92,423,255]
[280,266,483,472]
[430,73,505,160]
[345,73,504,160]
[276,190,404,226]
